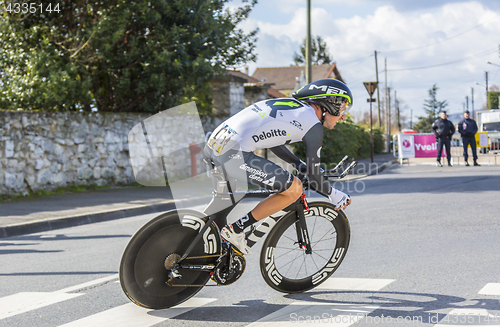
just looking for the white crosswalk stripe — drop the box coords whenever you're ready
[55,297,216,327]
[432,308,500,327]
[246,277,394,326]
[316,277,395,291]
[0,274,118,320]
[478,283,500,296]
[1,276,499,326]
[247,302,379,327]
[0,292,83,320]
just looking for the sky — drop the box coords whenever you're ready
[228,0,500,126]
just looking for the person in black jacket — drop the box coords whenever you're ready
[458,110,480,166]
[432,111,455,167]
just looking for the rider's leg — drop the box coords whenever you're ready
[230,177,302,233]
[250,176,302,220]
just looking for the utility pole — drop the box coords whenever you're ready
[485,71,489,109]
[388,87,391,140]
[385,58,389,152]
[396,90,401,132]
[375,50,381,127]
[305,0,312,84]
[471,87,474,118]
[410,109,413,129]
[363,82,378,163]
[466,95,469,111]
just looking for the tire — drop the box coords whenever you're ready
[260,202,350,293]
[119,209,221,309]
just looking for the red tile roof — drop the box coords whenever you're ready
[227,70,287,98]
[251,64,344,91]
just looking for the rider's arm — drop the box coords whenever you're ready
[269,145,304,168]
[302,123,332,196]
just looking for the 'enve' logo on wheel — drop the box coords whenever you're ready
[305,206,338,221]
[264,247,282,286]
[311,247,345,285]
[203,228,217,254]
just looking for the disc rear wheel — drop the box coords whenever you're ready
[120,210,221,309]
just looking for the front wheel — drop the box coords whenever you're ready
[260,202,350,293]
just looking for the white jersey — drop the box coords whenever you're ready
[208,98,320,154]
[207,98,332,196]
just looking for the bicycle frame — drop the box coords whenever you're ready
[178,185,313,264]
[177,154,357,266]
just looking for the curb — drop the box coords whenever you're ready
[339,158,399,182]
[0,195,212,239]
[367,158,399,176]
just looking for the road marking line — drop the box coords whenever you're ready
[247,302,379,327]
[316,278,395,291]
[478,283,500,295]
[0,274,120,320]
[56,274,119,293]
[433,308,500,326]
[0,292,83,320]
[55,297,216,327]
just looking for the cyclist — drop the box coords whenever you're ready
[204,78,353,254]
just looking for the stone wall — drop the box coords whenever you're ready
[0,110,221,196]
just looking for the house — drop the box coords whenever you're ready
[252,64,345,96]
[212,70,286,117]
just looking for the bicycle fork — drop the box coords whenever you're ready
[294,193,312,254]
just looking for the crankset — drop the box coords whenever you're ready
[211,252,246,285]
[165,243,246,287]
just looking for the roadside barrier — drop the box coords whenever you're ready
[393,132,500,165]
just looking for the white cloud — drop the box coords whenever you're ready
[242,1,500,121]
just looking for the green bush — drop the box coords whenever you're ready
[291,121,384,166]
[488,92,500,109]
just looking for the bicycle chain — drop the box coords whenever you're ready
[168,251,243,287]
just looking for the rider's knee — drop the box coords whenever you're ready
[285,177,302,200]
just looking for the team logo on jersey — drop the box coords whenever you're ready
[252,105,266,118]
[272,101,300,108]
[265,99,303,118]
[252,129,288,143]
[290,120,303,130]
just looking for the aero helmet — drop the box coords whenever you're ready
[292,79,353,119]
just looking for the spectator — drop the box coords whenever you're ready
[432,111,455,167]
[458,110,480,166]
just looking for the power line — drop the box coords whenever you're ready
[338,54,374,67]
[385,47,498,72]
[380,12,500,54]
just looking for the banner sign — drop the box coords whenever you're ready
[398,134,415,159]
[475,132,488,148]
[414,135,446,158]
[396,134,447,158]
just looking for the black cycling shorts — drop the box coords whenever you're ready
[205,147,294,193]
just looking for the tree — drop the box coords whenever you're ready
[487,85,500,109]
[0,0,258,113]
[293,36,333,65]
[413,84,448,133]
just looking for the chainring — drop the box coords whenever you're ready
[211,254,246,285]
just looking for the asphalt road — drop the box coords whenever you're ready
[1,164,499,327]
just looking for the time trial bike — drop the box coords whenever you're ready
[119,155,357,309]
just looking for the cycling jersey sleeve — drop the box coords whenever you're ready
[269,145,305,168]
[303,123,332,196]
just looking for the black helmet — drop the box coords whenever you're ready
[292,79,353,117]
